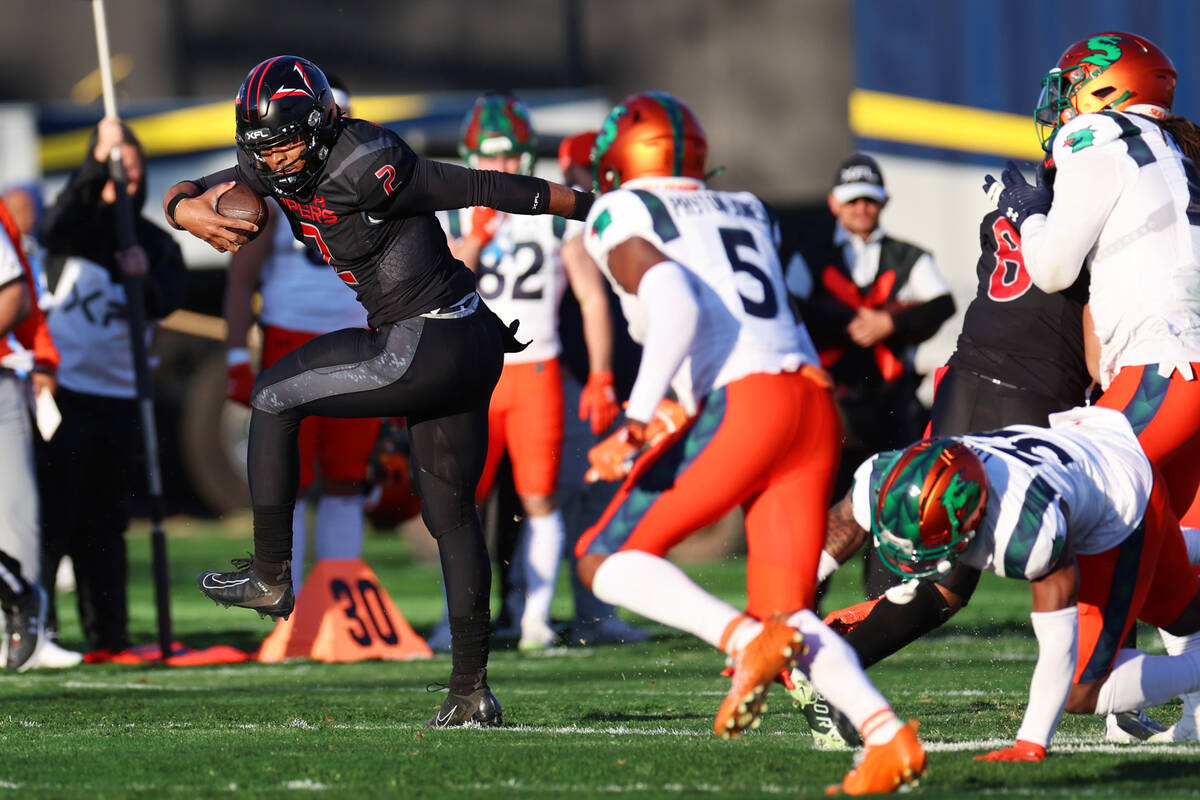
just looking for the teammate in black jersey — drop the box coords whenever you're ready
[163,56,594,728]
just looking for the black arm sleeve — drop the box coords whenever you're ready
[190,166,246,192]
[380,157,552,219]
[889,293,956,343]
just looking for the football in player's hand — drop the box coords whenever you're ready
[216,183,268,240]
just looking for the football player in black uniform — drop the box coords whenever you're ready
[163,56,595,728]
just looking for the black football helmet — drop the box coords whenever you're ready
[235,56,341,198]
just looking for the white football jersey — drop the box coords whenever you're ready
[438,208,581,364]
[41,256,153,398]
[852,406,1153,580]
[583,180,818,414]
[1024,110,1200,386]
[258,200,368,333]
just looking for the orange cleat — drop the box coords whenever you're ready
[827,719,926,796]
[713,617,804,739]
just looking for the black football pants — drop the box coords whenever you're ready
[247,307,503,671]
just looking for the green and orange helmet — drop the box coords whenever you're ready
[1035,31,1176,150]
[458,91,536,174]
[871,439,989,580]
[591,92,707,193]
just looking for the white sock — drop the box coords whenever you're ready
[1094,645,1200,715]
[314,494,366,560]
[1183,527,1200,565]
[1159,629,1200,731]
[519,511,566,632]
[291,498,309,593]
[591,550,744,649]
[786,609,902,746]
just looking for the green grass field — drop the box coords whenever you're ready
[3,517,1199,798]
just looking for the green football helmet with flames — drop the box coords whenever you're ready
[871,439,989,580]
[458,92,536,175]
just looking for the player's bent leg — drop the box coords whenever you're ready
[583,550,792,738]
[783,611,925,794]
[842,569,975,669]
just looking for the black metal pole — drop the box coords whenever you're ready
[91,0,173,663]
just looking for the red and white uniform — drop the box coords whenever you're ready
[0,200,57,581]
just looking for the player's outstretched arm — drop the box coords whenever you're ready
[977,560,1079,763]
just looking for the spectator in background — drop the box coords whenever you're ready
[0,195,79,671]
[785,153,954,598]
[224,78,380,593]
[37,117,187,659]
[439,95,621,651]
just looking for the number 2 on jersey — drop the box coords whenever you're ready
[477,241,544,301]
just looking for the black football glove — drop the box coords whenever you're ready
[982,159,1051,229]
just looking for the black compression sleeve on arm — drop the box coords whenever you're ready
[570,188,595,221]
[400,158,553,216]
[191,166,240,193]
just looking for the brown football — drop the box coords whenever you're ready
[216,183,269,241]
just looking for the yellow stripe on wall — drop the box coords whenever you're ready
[849,89,1043,160]
[39,94,431,173]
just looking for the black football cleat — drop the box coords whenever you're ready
[4,584,47,672]
[197,557,294,620]
[426,669,503,728]
[786,669,863,750]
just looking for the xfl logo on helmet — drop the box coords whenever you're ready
[244,128,272,141]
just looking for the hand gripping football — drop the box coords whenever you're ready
[216,183,269,241]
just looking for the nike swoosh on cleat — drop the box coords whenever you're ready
[435,708,456,727]
[202,576,251,588]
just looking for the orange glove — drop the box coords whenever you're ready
[584,399,690,483]
[584,424,645,483]
[975,740,1047,762]
[227,362,255,406]
[822,597,882,636]
[579,371,619,435]
[468,206,502,246]
[643,398,689,446]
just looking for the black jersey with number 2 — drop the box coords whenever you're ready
[196,118,557,327]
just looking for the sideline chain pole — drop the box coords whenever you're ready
[90,0,174,663]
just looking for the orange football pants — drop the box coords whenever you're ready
[1075,477,1200,683]
[476,358,565,501]
[1096,362,1200,520]
[576,369,841,619]
[262,325,381,493]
